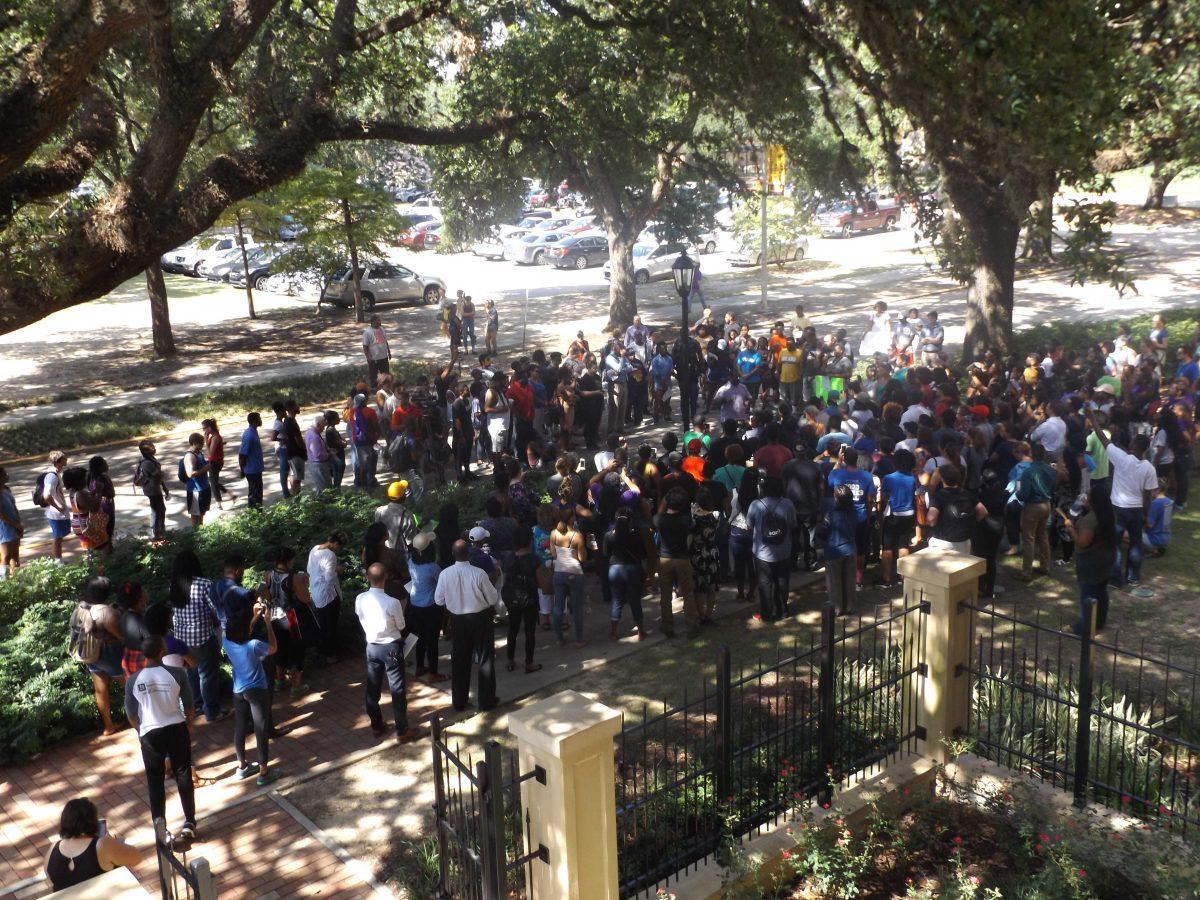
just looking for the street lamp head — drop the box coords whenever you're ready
[671,251,697,298]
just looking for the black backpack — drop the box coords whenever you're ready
[32,472,50,507]
[762,500,788,546]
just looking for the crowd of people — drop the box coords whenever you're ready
[28,296,1200,891]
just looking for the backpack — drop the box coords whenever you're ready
[762,500,788,546]
[940,491,977,534]
[68,602,103,665]
[133,460,150,489]
[177,457,189,485]
[351,410,369,445]
[32,472,50,507]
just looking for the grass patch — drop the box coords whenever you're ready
[0,361,425,458]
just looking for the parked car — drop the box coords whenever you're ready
[259,269,324,296]
[638,224,720,254]
[399,219,443,250]
[230,247,291,289]
[161,234,246,276]
[544,234,610,269]
[505,230,567,265]
[474,228,524,259]
[320,262,445,309]
[407,195,441,212]
[533,215,577,232]
[277,215,306,241]
[560,215,600,235]
[519,209,552,222]
[394,184,429,204]
[203,248,263,281]
[816,199,900,237]
[526,188,550,208]
[728,236,808,267]
[603,241,696,285]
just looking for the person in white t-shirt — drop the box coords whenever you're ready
[1085,410,1155,596]
[1030,402,1068,462]
[362,315,391,388]
[42,450,71,562]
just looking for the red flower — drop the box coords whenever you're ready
[1077,869,1086,877]
[1035,844,1044,853]
[821,802,831,809]
[953,837,963,845]
[1039,833,1049,842]
[781,850,792,860]
[1121,794,1132,804]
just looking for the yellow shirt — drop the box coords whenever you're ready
[778,349,803,383]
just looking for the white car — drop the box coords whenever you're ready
[472,229,521,260]
[161,234,249,276]
[505,230,567,265]
[728,236,808,267]
[320,262,446,309]
[533,215,577,232]
[260,270,325,296]
[198,247,249,280]
[207,246,280,282]
[603,241,698,285]
[638,224,720,254]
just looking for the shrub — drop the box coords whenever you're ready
[0,468,546,764]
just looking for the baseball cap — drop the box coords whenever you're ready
[468,526,490,542]
[1094,383,1115,395]
[412,532,435,552]
[969,405,991,420]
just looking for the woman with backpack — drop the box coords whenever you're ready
[86,456,116,543]
[261,547,314,697]
[926,463,988,555]
[64,467,110,556]
[728,467,760,604]
[133,442,170,543]
[746,475,796,623]
[0,466,23,578]
[73,576,125,736]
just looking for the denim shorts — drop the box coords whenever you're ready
[47,518,71,539]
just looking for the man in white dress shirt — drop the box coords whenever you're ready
[355,563,419,741]
[435,540,502,712]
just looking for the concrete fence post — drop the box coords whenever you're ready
[508,690,623,899]
[898,547,985,764]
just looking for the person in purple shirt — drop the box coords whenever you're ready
[304,416,332,492]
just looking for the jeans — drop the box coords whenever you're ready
[330,456,346,490]
[608,562,644,625]
[505,599,537,665]
[1020,502,1051,575]
[1111,505,1145,585]
[245,473,264,509]
[825,554,855,615]
[729,528,754,592]
[233,687,271,770]
[792,513,817,569]
[148,492,166,539]
[657,556,698,637]
[756,558,791,621]
[552,571,586,643]
[186,635,223,720]
[408,603,443,674]
[1174,451,1191,507]
[462,316,476,350]
[314,600,340,660]
[354,443,377,488]
[139,722,195,826]
[1077,579,1110,634]
[277,451,291,498]
[364,641,408,734]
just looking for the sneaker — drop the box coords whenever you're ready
[256,770,282,788]
[236,763,260,779]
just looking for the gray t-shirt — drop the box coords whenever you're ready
[746,496,797,563]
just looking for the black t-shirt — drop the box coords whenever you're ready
[654,510,693,558]
[578,372,603,409]
[452,396,473,433]
[504,552,539,607]
[781,457,823,515]
[604,526,646,565]
[930,487,978,543]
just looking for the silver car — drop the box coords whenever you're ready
[204,246,275,282]
[728,236,808,267]
[603,241,697,284]
[320,262,446,309]
[505,230,566,265]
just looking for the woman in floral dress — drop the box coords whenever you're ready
[690,487,721,625]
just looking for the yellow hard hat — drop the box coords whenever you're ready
[387,480,408,501]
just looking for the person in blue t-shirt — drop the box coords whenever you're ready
[826,446,876,590]
[1143,480,1173,556]
[880,449,918,587]
[737,340,764,400]
[820,485,859,615]
[183,433,210,527]
[1174,346,1200,389]
[222,601,279,786]
[239,412,266,509]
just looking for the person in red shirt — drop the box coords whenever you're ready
[505,368,536,456]
[751,424,794,478]
[389,390,420,439]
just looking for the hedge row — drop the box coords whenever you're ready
[0,473,522,765]
[0,359,427,458]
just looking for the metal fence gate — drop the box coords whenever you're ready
[153,818,215,900]
[431,715,548,899]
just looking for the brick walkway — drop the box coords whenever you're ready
[0,654,450,898]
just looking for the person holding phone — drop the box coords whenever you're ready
[45,799,144,891]
[223,601,280,786]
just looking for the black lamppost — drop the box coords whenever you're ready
[671,251,698,427]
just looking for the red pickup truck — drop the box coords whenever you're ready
[816,198,901,237]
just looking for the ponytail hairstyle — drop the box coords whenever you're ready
[834,484,855,514]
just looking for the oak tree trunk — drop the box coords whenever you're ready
[236,212,256,319]
[606,227,638,329]
[145,259,176,357]
[963,214,1020,361]
[1143,160,1180,211]
[341,196,364,323]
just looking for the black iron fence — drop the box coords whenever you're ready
[962,597,1200,836]
[614,597,929,897]
[153,818,215,900]
[430,715,548,900]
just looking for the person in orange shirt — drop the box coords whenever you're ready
[681,438,707,480]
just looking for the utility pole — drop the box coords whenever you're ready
[760,142,769,312]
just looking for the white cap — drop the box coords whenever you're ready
[468,526,489,542]
[412,532,435,551]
